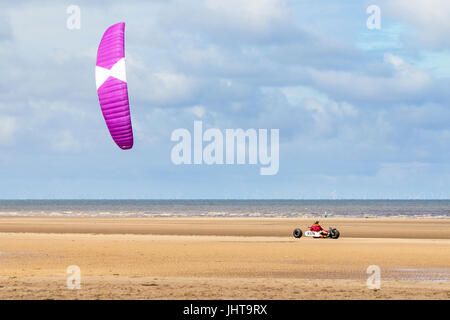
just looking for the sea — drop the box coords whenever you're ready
[0,200,448,218]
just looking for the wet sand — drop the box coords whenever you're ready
[0,217,449,299]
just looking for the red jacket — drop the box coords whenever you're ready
[310,224,323,232]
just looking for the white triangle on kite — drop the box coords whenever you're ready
[95,58,127,90]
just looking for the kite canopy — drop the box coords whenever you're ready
[95,22,133,150]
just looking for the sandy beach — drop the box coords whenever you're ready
[0,217,449,299]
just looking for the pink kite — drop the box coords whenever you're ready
[95,22,133,150]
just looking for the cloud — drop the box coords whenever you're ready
[132,71,200,107]
[189,105,206,118]
[0,13,12,41]
[0,0,449,198]
[307,53,432,104]
[384,0,450,49]
[164,0,293,44]
[0,116,17,146]
[51,130,81,152]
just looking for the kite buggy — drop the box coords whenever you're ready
[293,221,340,239]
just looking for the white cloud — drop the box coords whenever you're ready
[0,0,449,198]
[384,0,450,48]
[0,115,17,146]
[189,105,206,118]
[0,13,12,41]
[28,100,88,125]
[203,0,289,31]
[156,0,294,44]
[308,54,432,102]
[51,130,81,153]
[130,69,199,106]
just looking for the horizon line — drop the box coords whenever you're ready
[0,198,449,201]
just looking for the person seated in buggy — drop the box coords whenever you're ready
[309,221,328,237]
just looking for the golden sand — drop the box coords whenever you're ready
[0,217,449,299]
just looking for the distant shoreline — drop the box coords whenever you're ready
[1,199,450,201]
[1,217,449,239]
[0,214,449,219]
[0,199,449,219]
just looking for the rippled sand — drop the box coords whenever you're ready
[0,217,449,299]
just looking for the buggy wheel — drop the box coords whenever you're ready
[330,229,340,239]
[293,228,303,238]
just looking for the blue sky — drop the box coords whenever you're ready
[0,0,449,199]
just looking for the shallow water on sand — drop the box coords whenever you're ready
[387,268,450,282]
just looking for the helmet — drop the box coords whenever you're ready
[314,220,319,225]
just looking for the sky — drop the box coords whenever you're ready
[0,0,449,199]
